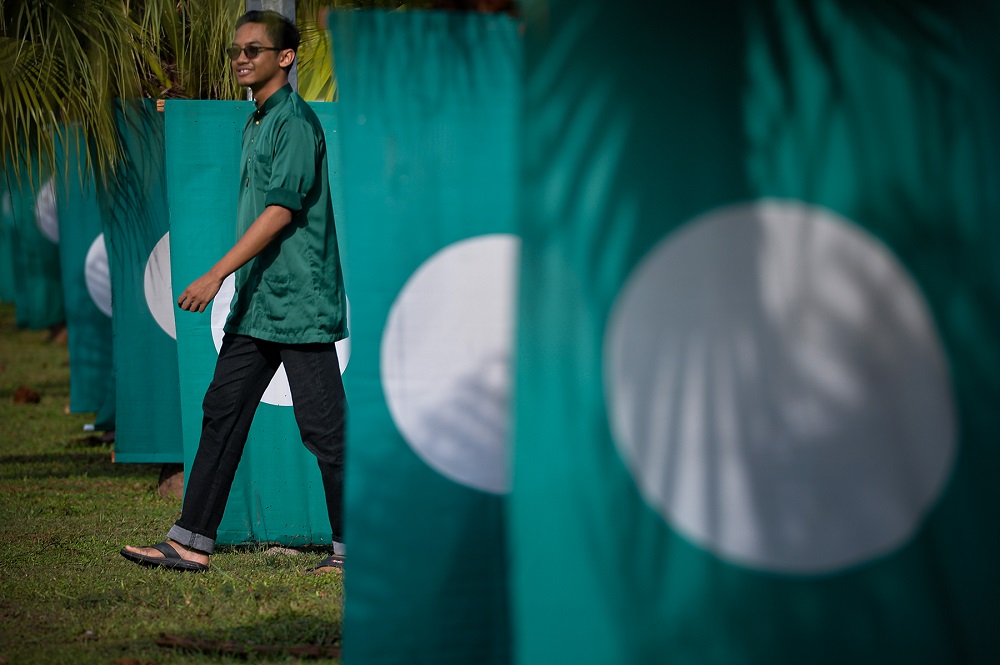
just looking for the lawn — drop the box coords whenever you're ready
[0,302,343,664]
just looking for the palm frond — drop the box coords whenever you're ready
[0,0,244,194]
[144,0,243,100]
[294,0,411,103]
[298,1,341,102]
[0,0,146,191]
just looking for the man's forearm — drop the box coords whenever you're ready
[176,205,294,313]
[209,205,294,280]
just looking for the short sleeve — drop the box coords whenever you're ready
[264,116,317,211]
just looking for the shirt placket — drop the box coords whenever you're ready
[247,113,263,189]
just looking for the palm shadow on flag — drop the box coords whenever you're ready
[512,1,1000,663]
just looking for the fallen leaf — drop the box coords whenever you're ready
[13,386,40,404]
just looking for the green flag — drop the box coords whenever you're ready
[512,0,1000,662]
[54,126,114,416]
[3,157,64,330]
[102,100,182,463]
[330,10,520,663]
[164,99,347,545]
[0,183,15,303]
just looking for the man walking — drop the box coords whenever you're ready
[122,9,348,573]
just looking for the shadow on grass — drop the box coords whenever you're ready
[134,613,342,662]
[0,376,77,399]
[0,451,156,481]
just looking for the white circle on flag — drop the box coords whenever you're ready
[1,191,11,217]
[209,274,352,407]
[85,234,112,317]
[381,234,519,495]
[35,177,59,243]
[144,232,176,339]
[604,199,956,574]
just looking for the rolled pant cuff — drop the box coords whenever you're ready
[167,524,215,555]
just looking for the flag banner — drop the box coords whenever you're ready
[2,157,64,330]
[91,368,116,432]
[54,126,115,415]
[512,1,1000,663]
[329,10,520,664]
[164,99,349,546]
[101,100,183,463]
[88,228,116,432]
[0,182,16,303]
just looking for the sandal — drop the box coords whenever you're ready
[120,542,209,572]
[307,554,345,572]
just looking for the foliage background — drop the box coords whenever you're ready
[0,0,516,193]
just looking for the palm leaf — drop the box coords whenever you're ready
[296,0,413,102]
[0,0,244,194]
[142,0,243,100]
[1,0,146,191]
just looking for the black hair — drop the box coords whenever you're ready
[236,10,300,53]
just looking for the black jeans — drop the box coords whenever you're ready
[167,333,346,554]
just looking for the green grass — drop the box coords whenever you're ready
[0,302,343,664]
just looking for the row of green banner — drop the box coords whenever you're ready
[0,159,64,330]
[1,108,185,453]
[6,2,999,661]
[2,141,113,430]
[325,2,1000,664]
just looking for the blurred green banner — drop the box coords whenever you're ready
[0,184,15,303]
[102,100,182,463]
[2,157,64,330]
[512,1,1000,663]
[54,126,115,419]
[330,10,520,664]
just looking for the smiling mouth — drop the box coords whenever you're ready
[236,68,253,76]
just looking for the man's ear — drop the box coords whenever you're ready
[279,49,296,68]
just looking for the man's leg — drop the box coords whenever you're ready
[124,334,279,565]
[281,342,347,555]
[169,334,282,552]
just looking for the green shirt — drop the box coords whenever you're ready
[225,85,348,344]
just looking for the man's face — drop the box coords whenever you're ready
[230,22,287,91]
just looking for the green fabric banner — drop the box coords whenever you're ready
[92,368,116,433]
[54,126,115,417]
[512,1,1000,663]
[2,158,64,330]
[164,99,347,546]
[330,10,520,664]
[102,100,182,463]
[0,183,15,303]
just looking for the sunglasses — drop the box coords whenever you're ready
[226,45,281,61]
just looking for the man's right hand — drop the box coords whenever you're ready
[176,206,291,314]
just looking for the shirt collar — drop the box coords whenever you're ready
[254,84,292,120]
